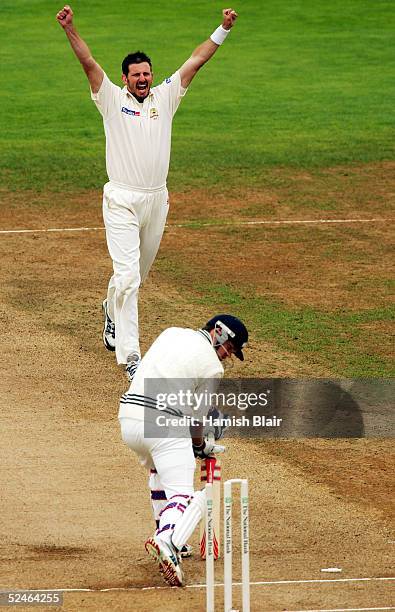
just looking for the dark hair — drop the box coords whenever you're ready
[122,51,152,76]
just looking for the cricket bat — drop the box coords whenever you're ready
[200,454,221,559]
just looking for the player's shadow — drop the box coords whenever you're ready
[222,379,366,438]
[266,379,365,438]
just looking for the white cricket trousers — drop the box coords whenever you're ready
[119,416,197,539]
[103,181,169,364]
[119,415,207,549]
[119,416,195,498]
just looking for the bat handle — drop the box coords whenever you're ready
[205,455,217,484]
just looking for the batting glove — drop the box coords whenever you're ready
[192,437,226,459]
[205,407,229,440]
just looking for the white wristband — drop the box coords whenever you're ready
[210,25,230,46]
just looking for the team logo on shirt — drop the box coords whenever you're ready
[121,106,140,116]
[150,107,159,119]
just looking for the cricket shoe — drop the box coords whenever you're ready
[125,352,140,383]
[179,543,193,558]
[102,299,115,351]
[145,536,184,587]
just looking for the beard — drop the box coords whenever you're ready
[132,92,148,103]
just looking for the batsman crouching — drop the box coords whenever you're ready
[118,315,248,586]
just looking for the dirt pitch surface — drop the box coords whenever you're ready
[1,165,394,611]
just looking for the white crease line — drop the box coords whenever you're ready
[3,576,393,593]
[0,227,104,235]
[287,608,395,612]
[0,218,393,235]
[170,218,395,228]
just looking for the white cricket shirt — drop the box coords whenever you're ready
[118,327,224,421]
[91,71,187,190]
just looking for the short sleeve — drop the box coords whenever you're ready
[90,73,120,120]
[155,70,187,116]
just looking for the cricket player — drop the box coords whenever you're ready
[118,314,248,586]
[56,5,239,381]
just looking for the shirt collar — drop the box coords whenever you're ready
[197,329,213,346]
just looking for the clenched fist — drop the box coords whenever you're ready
[222,8,238,30]
[56,5,73,28]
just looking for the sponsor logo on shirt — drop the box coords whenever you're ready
[121,107,140,116]
[165,77,171,84]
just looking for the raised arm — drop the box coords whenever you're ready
[56,5,104,94]
[179,8,238,89]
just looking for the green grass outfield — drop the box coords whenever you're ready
[1,1,393,378]
[1,0,394,191]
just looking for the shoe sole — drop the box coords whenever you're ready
[145,538,183,587]
[103,331,115,352]
[102,301,115,352]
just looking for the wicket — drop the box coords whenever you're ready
[205,478,250,612]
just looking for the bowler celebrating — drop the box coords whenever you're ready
[56,5,238,381]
